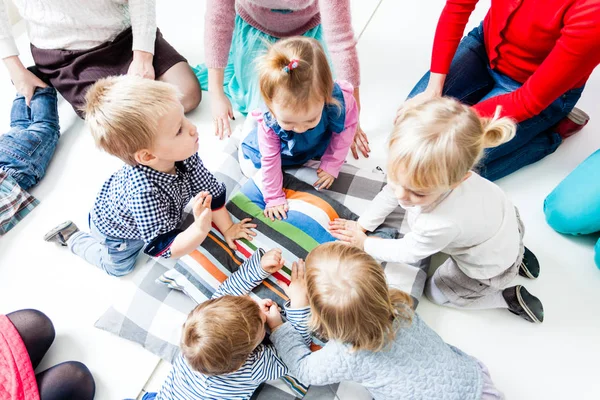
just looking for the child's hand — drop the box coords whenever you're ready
[329,218,367,233]
[261,248,285,274]
[264,203,289,221]
[223,218,257,249]
[314,168,335,190]
[278,259,309,308]
[192,192,212,233]
[265,301,284,331]
[330,221,368,250]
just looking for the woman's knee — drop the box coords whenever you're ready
[158,62,202,113]
[38,361,96,400]
[7,309,56,345]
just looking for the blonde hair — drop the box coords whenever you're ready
[181,295,263,375]
[389,97,516,191]
[258,36,336,112]
[305,242,414,352]
[83,75,181,165]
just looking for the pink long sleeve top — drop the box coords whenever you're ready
[204,0,361,87]
[241,80,358,207]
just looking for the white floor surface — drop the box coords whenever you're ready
[1,1,599,399]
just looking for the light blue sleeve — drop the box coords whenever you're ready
[269,322,351,386]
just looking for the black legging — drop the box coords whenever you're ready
[7,309,96,400]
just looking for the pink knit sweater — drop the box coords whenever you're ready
[204,0,360,87]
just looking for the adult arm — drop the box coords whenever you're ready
[270,323,350,386]
[357,184,400,232]
[319,81,358,178]
[258,123,287,208]
[127,0,158,78]
[473,3,600,122]
[320,0,371,158]
[0,1,18,58]
[205,0,236,138]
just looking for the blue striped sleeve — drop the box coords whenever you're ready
[212,249,268,298]
[250,344,289,382]
[283,303,312,346]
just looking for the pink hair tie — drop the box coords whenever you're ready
[282,59,300,73]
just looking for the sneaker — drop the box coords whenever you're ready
[44,220,79,246]
[555,108,590,140]
[502,285,544,323]
[518,247,540,279]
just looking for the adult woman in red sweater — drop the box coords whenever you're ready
[403,0,600,181]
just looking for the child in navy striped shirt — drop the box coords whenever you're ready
[152,248,311,400]
[44,76,256,276]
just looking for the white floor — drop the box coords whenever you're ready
[1,1,599,399]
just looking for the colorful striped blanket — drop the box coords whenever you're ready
[95,140,429,399]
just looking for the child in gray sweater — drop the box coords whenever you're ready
[266,242,503,400]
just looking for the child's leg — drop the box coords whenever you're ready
[425,258,511,310]
[0,87,60,190]
[68,222,145,277]
[238,115,260,178]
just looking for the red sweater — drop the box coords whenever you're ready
[431,0,600,122]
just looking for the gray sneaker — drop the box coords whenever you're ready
[44,220,79,246]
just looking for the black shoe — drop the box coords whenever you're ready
[44,220,79,246]
[503,285,544,323]
[519,247,540,279]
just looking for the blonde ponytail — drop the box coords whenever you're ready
[481,106,517,148]
[257,36,334,111]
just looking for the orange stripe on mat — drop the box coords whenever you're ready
[283,189,339,221]
[189,250,228,283]
[208,232,242,266]
[263,280,289,301]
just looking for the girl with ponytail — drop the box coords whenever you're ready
[330,97,545,324]
[240,37,358,221]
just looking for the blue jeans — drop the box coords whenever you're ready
[408,23,584,181]
[544,149,600,268]
[68,217,145,277]
[0,87,60,190]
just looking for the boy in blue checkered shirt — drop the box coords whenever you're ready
[44,76,256,276]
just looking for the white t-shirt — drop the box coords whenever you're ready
[359,172,521,279]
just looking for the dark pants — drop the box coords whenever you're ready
[31,27,186,117]
[408,23,583,181]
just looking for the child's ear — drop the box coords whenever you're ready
[134,149,156,166]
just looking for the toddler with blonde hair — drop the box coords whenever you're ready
[44,76,255,276]
[267,242,503,400]
[156,248,311,399]
[240,36,358,221]
[331,97,544,323]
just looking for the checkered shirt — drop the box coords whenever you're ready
[91,153,226,258]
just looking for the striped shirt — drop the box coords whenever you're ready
[91,153,226,259]
[156,250,311,400]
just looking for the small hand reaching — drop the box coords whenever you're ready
[223,217,257,249]
[192,192,213,233]
[264,202,289,221]
[350,123,370,159]
[260,248,285,274]
[314,168,335,191]
[277,259,308,308]
[329,218,368,249]
[212,92,234,139]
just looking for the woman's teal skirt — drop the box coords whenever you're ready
[193,15,326,115]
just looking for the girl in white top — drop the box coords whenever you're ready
[330,97,544,323]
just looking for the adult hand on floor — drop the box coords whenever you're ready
[5,56,48,107]
[212,92,234,139]
[127,50,155,80]
[350,123,370,159]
